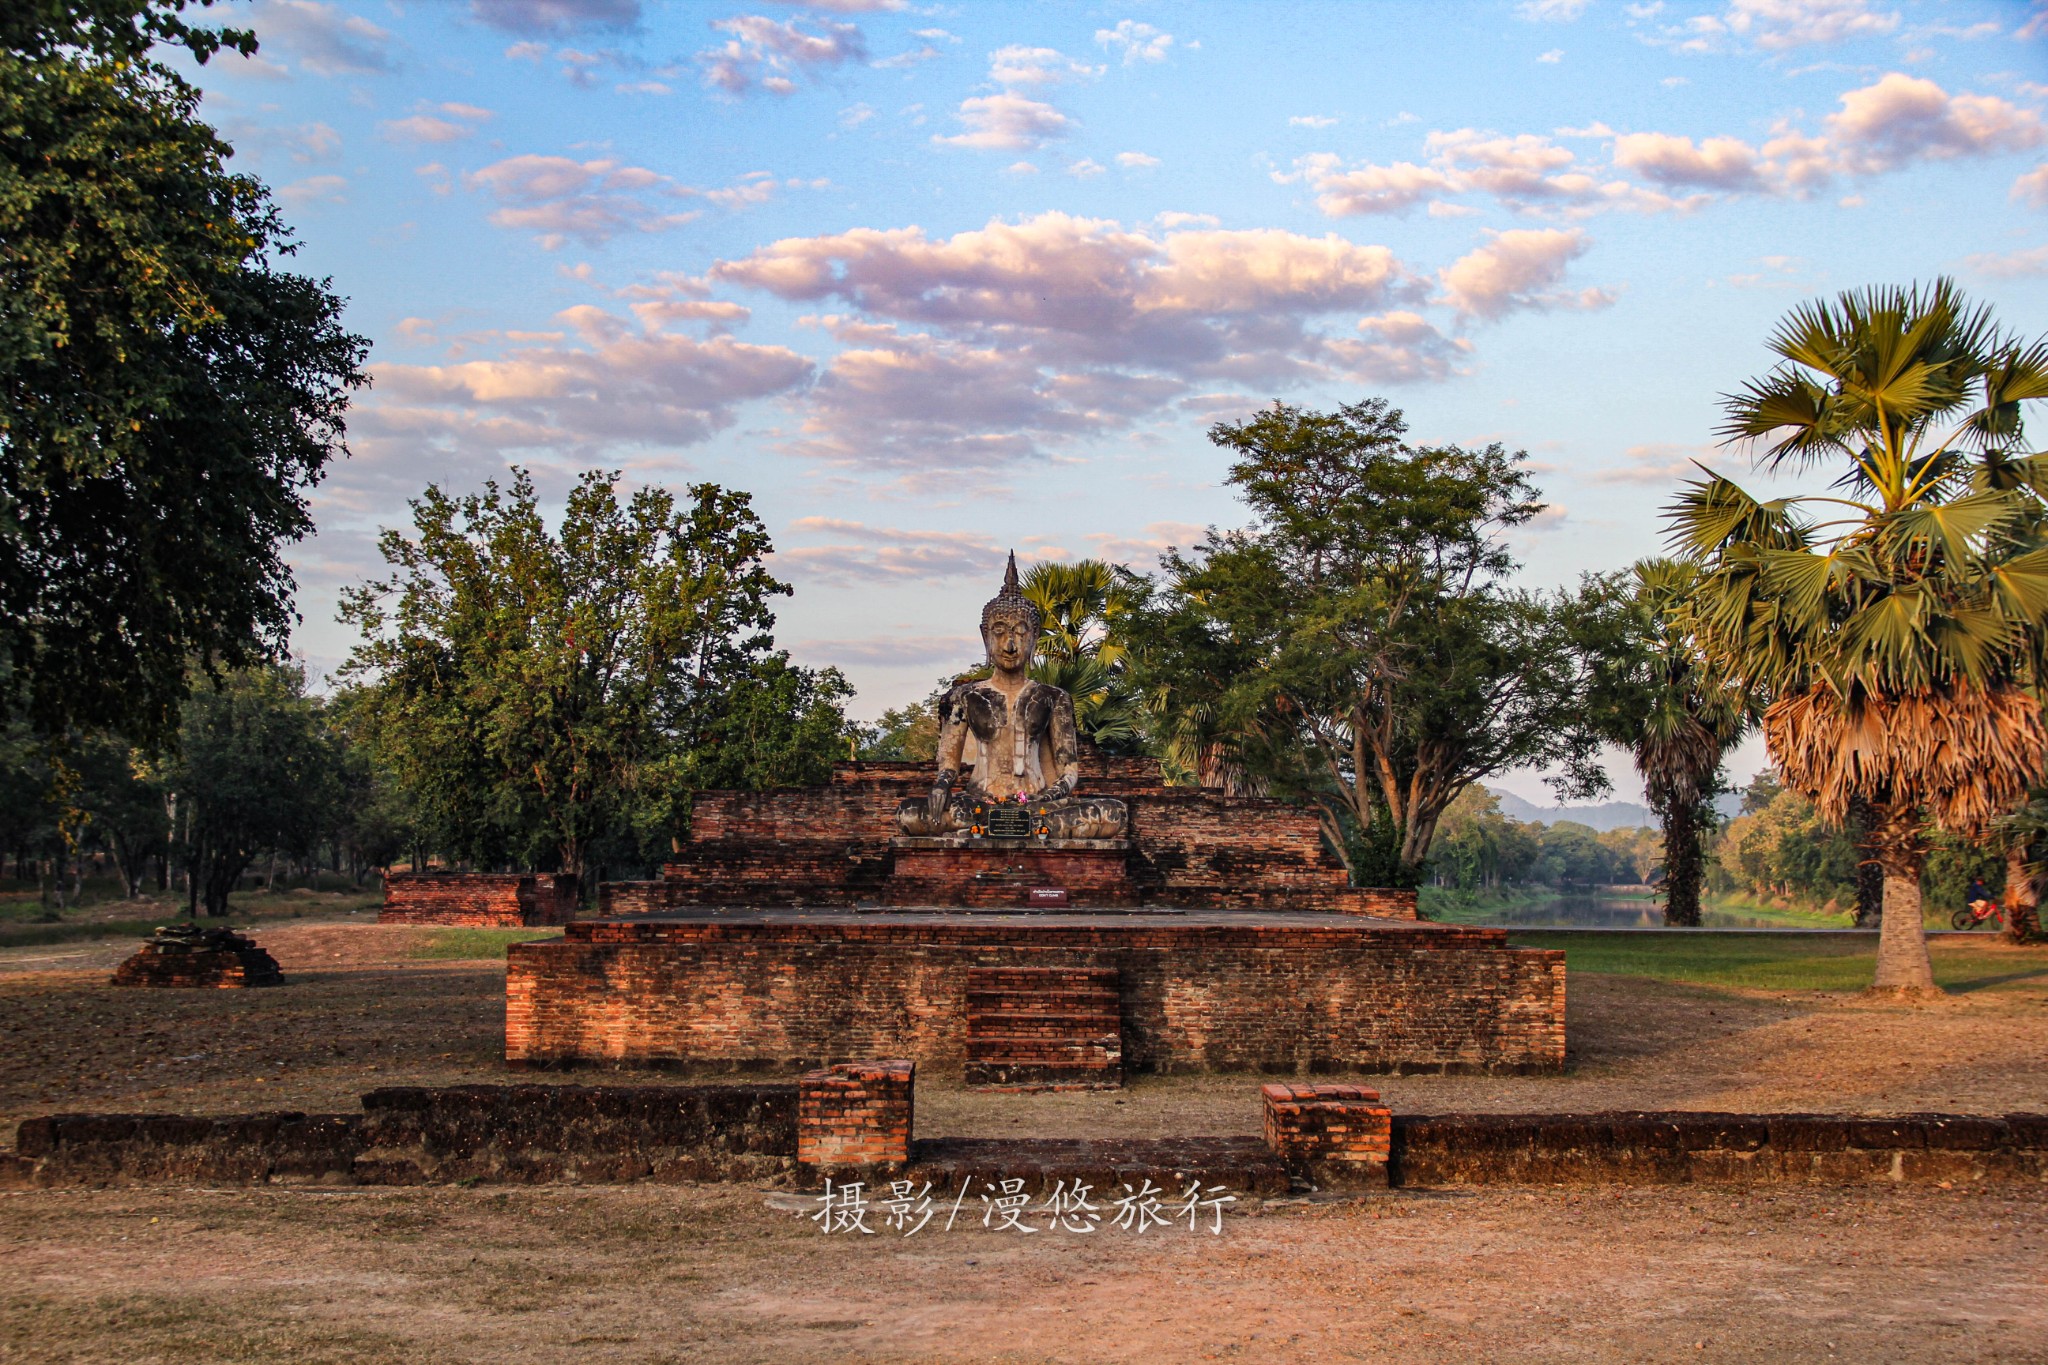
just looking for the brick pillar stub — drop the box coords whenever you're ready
[797,1059,915,1167]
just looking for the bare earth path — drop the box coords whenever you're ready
[3,1183,2044,1363]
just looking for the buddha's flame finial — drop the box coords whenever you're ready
[980,549,1041,636]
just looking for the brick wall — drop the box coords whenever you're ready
[1391,1112,2048,1186]
[1263,1083,1392,1187]
[646,759,1417,918]
[505,919,1565,1075]
[796,1060,914,1177]
[886,845,1137,907]
[1,1085,796,1189]
[381,872,580,927]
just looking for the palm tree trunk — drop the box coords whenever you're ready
[1661,800,1702,927]
[1848,796,1884,928]
[2003,841,2041,945]
[1870,813,1939,995]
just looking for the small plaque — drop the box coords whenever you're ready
[1028,887,1068,906]
[984,804,1031,839]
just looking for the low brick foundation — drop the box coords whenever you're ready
[380,872,579,927]
[506,914,1566,1076]
[111,927,282,988]
[796,1060,914,1175]
[7,1095,2046,1191]
[1263,1083,1393,1187]
[1391,1112,2048,1186]
[2,1085,795,1189]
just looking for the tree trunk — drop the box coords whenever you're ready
[1847,797,1883,928]
[1870,819,1939,995]
[2003,842,2041,945]
[1661,800,1703,927]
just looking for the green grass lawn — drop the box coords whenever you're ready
[406,928,564,961]
[1508,929,2048,994]
[0,881,384,949]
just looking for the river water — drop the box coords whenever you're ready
[1466,895,1827,930]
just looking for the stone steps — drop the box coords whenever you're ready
[964,967,1122,1090]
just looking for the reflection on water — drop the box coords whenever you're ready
[1471,895,1810,929]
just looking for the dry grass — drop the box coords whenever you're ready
[3,1183,2044,1363]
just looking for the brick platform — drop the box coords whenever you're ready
[1263,1083,1393,1187]
[111,926,283,988]
[965,966,1123,1089]
[797,1060,914,1172]
[887,842,1137,908]
[506,911,1565,1076]
[381,872,579,927]
[635,759,1418,917]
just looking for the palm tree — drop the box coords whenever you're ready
[1622,560,1752,926]
[1668,279,2048,994]
[1017,559,1148,753]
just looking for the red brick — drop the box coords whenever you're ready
[381,873,579,927]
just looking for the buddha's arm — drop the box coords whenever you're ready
[930,690,969,811]
[1043,690,1081,800]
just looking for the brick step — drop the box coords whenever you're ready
[965,1006,1119,1027]
[968,967,1120,986]
[965,987,1119,1008]
[962,1061,1124,1089]
[968,1038,1119,1064]
[962,998,1122,1019]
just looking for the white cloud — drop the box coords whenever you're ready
[707,213,1435,471]
[1115,151,1161,169]
[1613,131,1765,188]
[251,0,395,76]
[1963,244,2048,278]
[1824,73,2043,173]
[378,102,494,143]
[698,13,866,95]
[1095,19,1174,64]
[372,306,812,453]
[1517,0,1591,19]
[2014,164,2048,208]
[934,93,1076,150]
[1067,158,1107,178]
[1290,115,1339,129]
[839,102,875,129]
[987,44,1102,86]
[468,0,639,36]
[1639,0,1901,53]
[1538,48,1565,62]
[278,173,348,206]
[1438,228,1615,320]
[779,519,1005,584]
[465,155,696,247]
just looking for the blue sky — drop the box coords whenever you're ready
[178,0,2048,800]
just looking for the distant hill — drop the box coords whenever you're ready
[1485,787,1746,830]
[1487,789,1654,832]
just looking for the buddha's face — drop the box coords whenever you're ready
[984,614,1034,673]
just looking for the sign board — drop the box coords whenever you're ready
[1027,887,1069,907]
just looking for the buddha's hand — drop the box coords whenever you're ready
[927,770,956,820]
[1030,779,1073,804]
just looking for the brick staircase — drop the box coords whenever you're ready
[964,966,1122,1090]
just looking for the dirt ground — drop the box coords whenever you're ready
[2,919,2044,1141]
[4,919,2047,1363]
[3,1183,2044,1363]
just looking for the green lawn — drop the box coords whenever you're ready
[406,928,563,961]
[1508,929,2048,994]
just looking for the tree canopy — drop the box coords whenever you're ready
[0,3,367,745]
[1124,399,1613,887]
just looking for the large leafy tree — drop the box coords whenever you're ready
[1,0,366,745]
[340,469,847,877]
[1126,399,1610,887]
[1670,279,2048,994]
[1581,559,1752,925]
[165,664,338,916]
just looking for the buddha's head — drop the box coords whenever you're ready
[980,552,1041,674]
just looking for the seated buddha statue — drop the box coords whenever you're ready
[895,555,1128,842]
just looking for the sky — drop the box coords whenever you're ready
[173,0,2048,803]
